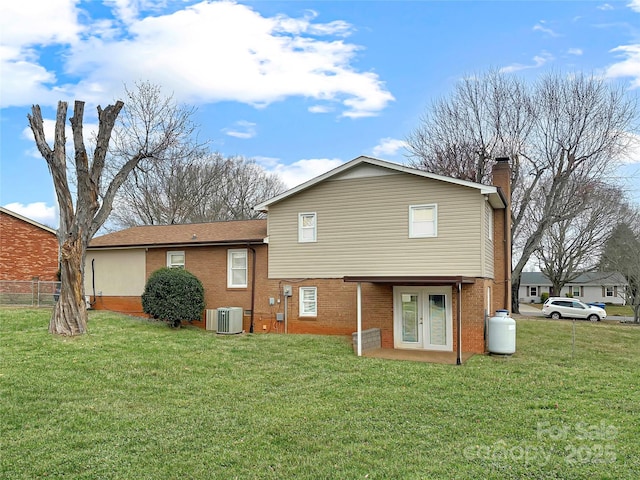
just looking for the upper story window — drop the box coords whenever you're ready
[299,286,317,317]
[228,249,248,288]
[409,204,437,238]
[167,251,185,269]
[298,212,317,243]
[486,202,493,241]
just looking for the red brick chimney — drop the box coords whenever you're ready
[492,157,512,312]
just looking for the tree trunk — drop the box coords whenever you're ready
[511,274,521,314]
[50,237,88,335]
[553,282,563,298]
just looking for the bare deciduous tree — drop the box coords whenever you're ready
[407,70,638,313]
[599,218,640,323]
[28,82,200,335]
[535,182,629,295]
[110,153,287,228]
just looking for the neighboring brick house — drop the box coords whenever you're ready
[0,206,59,281]
[86,156,512,361]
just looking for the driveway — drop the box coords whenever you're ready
[515,304,543,317]
[514,303,635,323]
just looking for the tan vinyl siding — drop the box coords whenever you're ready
[267,172,486,278]
[84,249,146,296]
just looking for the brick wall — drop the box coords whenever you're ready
[459,280,490,354]
[0,211,58,281]
[90,243,490,354]
[491,158,512,312]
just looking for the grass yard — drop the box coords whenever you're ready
[1,309,639,479]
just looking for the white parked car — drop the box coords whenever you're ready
[542,297,607,322]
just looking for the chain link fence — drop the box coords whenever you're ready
[0,280,61,307]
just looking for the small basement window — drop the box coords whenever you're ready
[167,251,185,269]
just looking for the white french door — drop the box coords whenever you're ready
[393,286,453,351]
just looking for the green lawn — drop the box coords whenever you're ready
[1,309,639,479]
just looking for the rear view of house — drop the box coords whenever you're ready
[86,156,512,362]
[255,156,512,360]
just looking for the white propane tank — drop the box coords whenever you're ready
[488,309,516,355]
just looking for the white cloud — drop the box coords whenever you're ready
[568,48,583,56]
[532,22,560,37]
[308,105,333,114]
[222,120,257,139]
[0,1,393,117]
[0,1,84,107]
[3,202,57,228]
[256,157,344,188]
[606,45,640,88]
[628,0,640,13]
[500,52,554,74]
[0,0,82,47]
[598,3,614,11]
[371,138,407,158]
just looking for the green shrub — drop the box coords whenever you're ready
[540,292,549,304]
[141,268,205,328]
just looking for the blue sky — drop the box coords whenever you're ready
[1,0,639,227]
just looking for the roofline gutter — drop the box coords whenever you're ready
[87,239,266,250]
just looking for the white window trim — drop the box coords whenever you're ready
[299,286,317,317]
[605,286,614,297]
[487,203,494,241]
[529,286,538,297]
[409,204,438,238]
[227,249,248,288]
[166,251,185,269]
[298,212,317,243]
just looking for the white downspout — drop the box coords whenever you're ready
[357,282,362,357]
[457,282,462,365]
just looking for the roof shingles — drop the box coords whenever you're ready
[89,219,267,248]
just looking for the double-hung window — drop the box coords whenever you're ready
[228,249,248,288]
[298,212,317,243]
[605,286,614,297]
[486,202,493,242]
[167,251,185,269]
[409,204,437,238]
[299,287,317,317]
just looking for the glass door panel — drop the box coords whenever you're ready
[428,294,446,346]
[401,293,419,343]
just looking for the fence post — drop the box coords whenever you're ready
[31,277,39,307]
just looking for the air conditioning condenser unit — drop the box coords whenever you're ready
[215,307,243,334]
